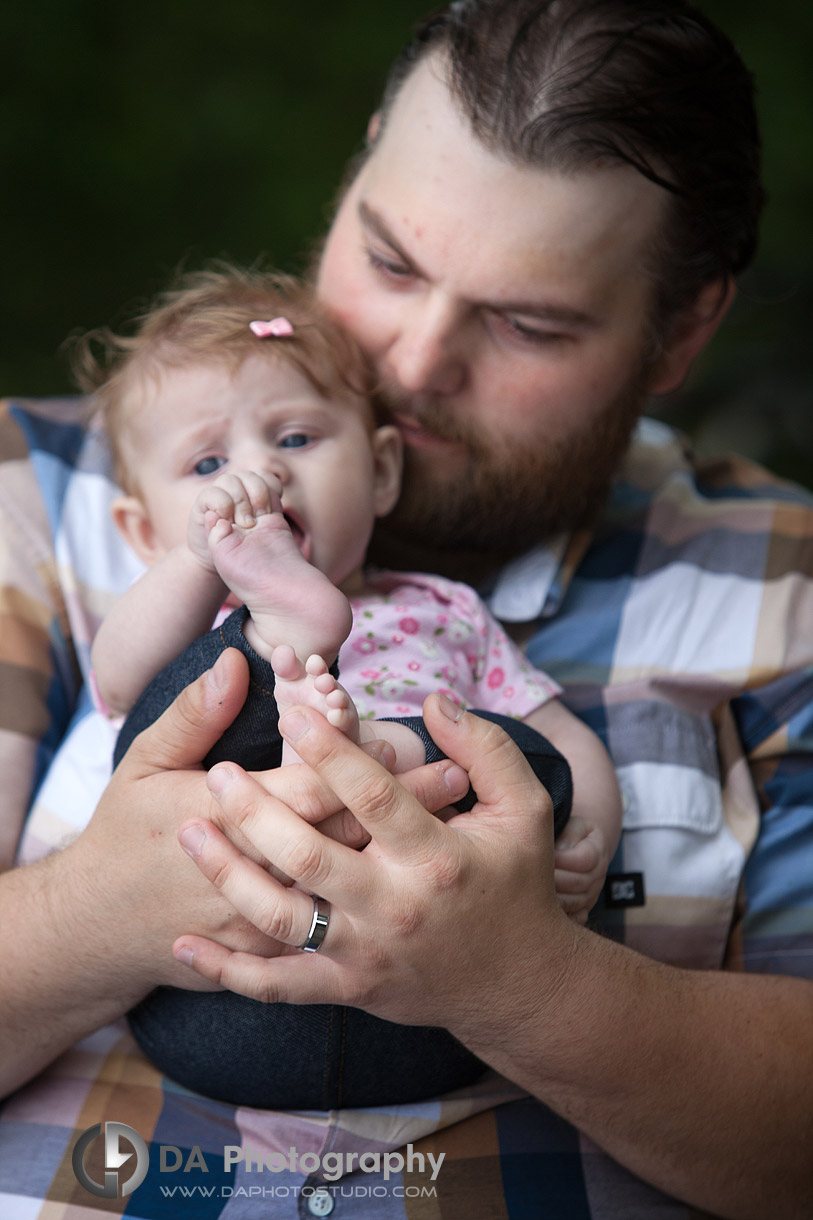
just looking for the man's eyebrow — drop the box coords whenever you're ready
[358,201,426,277]
[359,198,597,329]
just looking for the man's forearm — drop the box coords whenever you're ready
[0,849,150,1098]
[458,928,813,1219]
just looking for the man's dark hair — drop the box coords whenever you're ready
[377,0,764,338]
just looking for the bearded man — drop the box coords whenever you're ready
[0,3,810,1218]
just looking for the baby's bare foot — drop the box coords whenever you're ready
[208,494,351,663]
[273,647,360,766]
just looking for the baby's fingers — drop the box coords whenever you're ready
[210,473,259,527]
[227,470,282,522]
[193,482,238,524]
[553,816,605,880]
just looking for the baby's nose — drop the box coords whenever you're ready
[249,451,289,486]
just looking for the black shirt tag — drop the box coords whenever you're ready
[604,872,646,909]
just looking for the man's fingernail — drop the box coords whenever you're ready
[206,653,228,700]
[443,762,469,793]
[365,740,396,770]
[179,824,206,858]
[437,693,464,721]
[174,945,196,967]
[206,765,233,797]
[279,710,308,741]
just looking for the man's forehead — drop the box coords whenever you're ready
[361,56,666,308]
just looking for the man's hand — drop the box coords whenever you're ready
[0,648,258,1095]
[171,692,576,1035]
[74,649,472,992]
[170,688,813,1220]
[71,648,280,993]
[0,649,468,1097]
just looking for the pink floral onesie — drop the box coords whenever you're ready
[342,569,560,721]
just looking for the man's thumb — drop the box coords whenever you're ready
[422,692,546,815]
[121,648,249,775]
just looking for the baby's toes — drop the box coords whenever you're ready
[305,654,330,678]
[327,704,355,731]
[271,644,304,682]
[324,687,349,710]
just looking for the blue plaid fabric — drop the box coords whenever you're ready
[1,399,811,1219]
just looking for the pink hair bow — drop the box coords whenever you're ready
[249,317,294,338]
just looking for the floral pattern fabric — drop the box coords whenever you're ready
[343,568,560,721]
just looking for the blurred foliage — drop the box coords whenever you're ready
[1,1,810,488]
[654,0,813,490]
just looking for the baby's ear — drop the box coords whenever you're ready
[371,425,403,518]
[111,495,164,566]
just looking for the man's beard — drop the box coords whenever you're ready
[378,370,650,558]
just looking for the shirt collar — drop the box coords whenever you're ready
[483,418,681,624]
[485,535,569,622]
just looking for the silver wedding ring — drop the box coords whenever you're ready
[301,895,330,953]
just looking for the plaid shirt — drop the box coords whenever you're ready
[1,396,811,1219]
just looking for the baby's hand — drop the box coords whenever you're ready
[187,471,283,568]
[553,815,612,925]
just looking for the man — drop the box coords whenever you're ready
[1,2,811,1217]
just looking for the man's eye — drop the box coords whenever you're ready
[193,455,226,476]
[495,313,567,346]
[366,248,411,281]
[279,433,311,449]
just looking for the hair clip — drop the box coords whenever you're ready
[249,317,294,338]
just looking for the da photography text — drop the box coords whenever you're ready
[72,1123,445,1200]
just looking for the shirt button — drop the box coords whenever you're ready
[305,1187,335,1216]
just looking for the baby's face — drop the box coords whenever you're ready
[121,355,401,587]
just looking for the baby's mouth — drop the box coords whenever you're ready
[282,508,312,563]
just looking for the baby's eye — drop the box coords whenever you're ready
[279,433,312,450]
[193,455,226,476]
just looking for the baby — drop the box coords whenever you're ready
[79,264,622,1108]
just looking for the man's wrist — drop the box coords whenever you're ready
[447,905,585,1067]
[48,838,159,1005]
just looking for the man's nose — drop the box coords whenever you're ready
[384,299,466,397]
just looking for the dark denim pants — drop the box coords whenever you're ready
[117,608,572,1108]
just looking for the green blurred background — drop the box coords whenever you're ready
[2,0,811,489]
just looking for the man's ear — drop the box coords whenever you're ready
[366,111,381,146]
[110,495,164,566]
[371,425,404,518]
[647,277,736,396]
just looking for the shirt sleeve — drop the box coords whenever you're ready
[730,668,813,981]
[0,401,79,864]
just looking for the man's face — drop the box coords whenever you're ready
[317,55,670,553]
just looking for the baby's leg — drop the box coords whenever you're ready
[207,472,352,664]
[272,646,428,771]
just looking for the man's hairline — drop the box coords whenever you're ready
[355,47,729,358]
